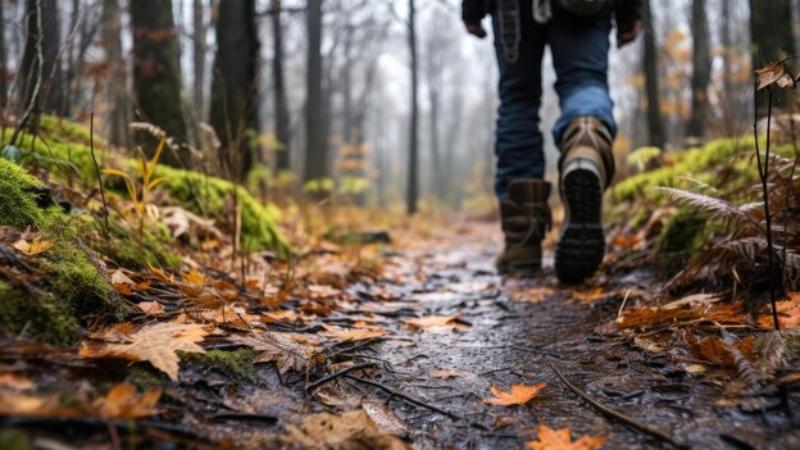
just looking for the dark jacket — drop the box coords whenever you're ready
[462,0,642,28]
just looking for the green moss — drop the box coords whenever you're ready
[0,280,79,345]
[0,430,33,450]
[40,114,108,148]
[609,137,794,203]
[152,164,290,256]
[0,158,45,228]
[653,209,707,271]
[96,217,182,270]
[179,349,259,381]
[1,129,99,186]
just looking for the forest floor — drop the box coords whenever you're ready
[2,217,799,450]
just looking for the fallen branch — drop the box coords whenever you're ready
[345,374,488,431]
[305,362,377,394]
[550,364,687,449]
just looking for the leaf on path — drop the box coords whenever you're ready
[758,292,800,329]
[284,409,411,449]
[405,315,469,331]
[321,324,389,342]
[526,424,607,450]
[183,269,206,287]
[230,331,321,374]
[507,287,556,304]
[0,373,36,391]
[111,269,136,295]
[617,302,744,329]
[79,321,210,381]
[429,369,467,379]
[572,287,606,303]
[12,238,54,256]
[484,383,546,406]
[361,399,407,437]
[0,392,82,417]
[95,382,161,419]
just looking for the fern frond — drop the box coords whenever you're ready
[758,331,787,381]
[655,187,756,228]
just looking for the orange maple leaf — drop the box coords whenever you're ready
[320,324,388,342]
[12,238,54,256]
[484,383,546,406]
[95,382,161,419]
[526,424,607,450]
[758,292,800,329]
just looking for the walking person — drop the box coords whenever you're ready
[462,0,642,282]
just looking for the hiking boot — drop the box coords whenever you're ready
[555,116,615,283]
[497,178,552,274]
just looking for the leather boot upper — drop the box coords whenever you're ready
[559,116,615,188]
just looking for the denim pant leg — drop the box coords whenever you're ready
[492,5,546,200]
[547,12,617,147]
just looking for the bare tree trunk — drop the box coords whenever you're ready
[304,0,326,184]
[687,0,710,138]
[271,0,291,172]
[19,0,63,117]
[406,0,419,215]
[642,0,665,148]
[130,0,190,166]
[192,0,206,119]
[209,0,260,180]
[428,88,443,199]
[102,0,131,148]
[750,0,796,111]
[0,0,7,109]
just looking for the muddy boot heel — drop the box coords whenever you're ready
[555,162,605,283]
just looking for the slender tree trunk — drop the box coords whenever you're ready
[304,0,326,184]
[406,0,419,215]
[192,0,206,120]
[272,0,291,172]
[19,0,63,117]
[429,88,443,199]
[720,0,733,105]
[102,0,131,148]
[130,0,190,166]
[0,0,7,109]
[750,0,796,111]
[642,0,665,148]
[687,0,710,138]
[209,0,260,180]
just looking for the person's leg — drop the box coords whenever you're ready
[491,0,551,274]
[492,0,546,200]
[547,9,616,282]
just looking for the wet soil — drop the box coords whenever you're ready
[2,221,798,449]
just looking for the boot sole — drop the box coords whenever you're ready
[555,167,605,283]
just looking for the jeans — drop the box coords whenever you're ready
[492,1,616,199]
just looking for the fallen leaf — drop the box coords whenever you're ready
[572,287,606,303]
[79,322,210,380]
[429,369,466,379]
[758,292,800,329]
[361,400,407,437]
[507,287,555,304]
[484,383,546,406]
[137,301,165,315]
[231,331,321,374]
[755,62,797,90]
[321,324,389,342]
[618,303,744,329]
[12,238,54,256]
[526,424,607,450]
[405,315,468,331]
[111,269,136,295]
[183,269,206,286]
[0,392,82,417]
[0,373,36,391]
[284,409,411,449]
[610,234,641,249]
[95,382,161,419]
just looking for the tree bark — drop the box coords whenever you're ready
[192,0,207,120]
[209,0,260,180]
[102,0,131,148]
[687,0,710,138]
[0,0,7,109]
[749,0,796,110]
[642,0,665,149]
[406,0,419,215]
[271,0,291,172]
[19,0,63,117]
[130,0,190,166]
[304,0,326,184]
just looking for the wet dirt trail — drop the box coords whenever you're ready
[334,221,798,450]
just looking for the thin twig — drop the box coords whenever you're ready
[305,362,376,394]
[345,374,488,431]
[550,364,687,449]
[89,112,109,237]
